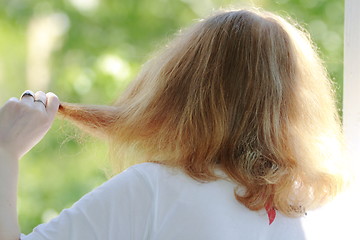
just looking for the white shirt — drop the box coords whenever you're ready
[21,163,359,240]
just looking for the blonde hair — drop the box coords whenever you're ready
[59,8,346,217]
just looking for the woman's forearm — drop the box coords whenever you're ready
[0,148,20,240]
[0,91,59,239]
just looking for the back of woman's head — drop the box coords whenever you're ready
[59,8,346,217]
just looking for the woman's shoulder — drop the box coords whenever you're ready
[101,163,184,194]
[121,162,193,188]
[128,162,170,174]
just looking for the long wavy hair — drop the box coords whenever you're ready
[59,8,346,217]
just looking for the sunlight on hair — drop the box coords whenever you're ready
[316,133,343,173]
[59,8,348,218]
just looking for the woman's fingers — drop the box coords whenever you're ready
[34,91,47,110]
[17,90,59,116]
[0,91,60,159]
[7,97,19,104]
[46,92,60,118]
[20,90,35,105]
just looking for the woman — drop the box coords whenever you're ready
[0,8,351,240]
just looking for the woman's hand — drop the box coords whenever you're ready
[0,90,59,160]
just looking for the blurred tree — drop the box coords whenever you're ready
[0,0,344,234]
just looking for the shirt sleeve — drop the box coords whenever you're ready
[20,166,154,240]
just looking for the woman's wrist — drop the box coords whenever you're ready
[0,147,20,164]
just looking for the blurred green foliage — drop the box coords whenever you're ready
[0,0,344,234]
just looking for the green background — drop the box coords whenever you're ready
[0,0,344,234]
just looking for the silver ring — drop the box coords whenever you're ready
[21,90,35,99]
[34,99,46,107]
